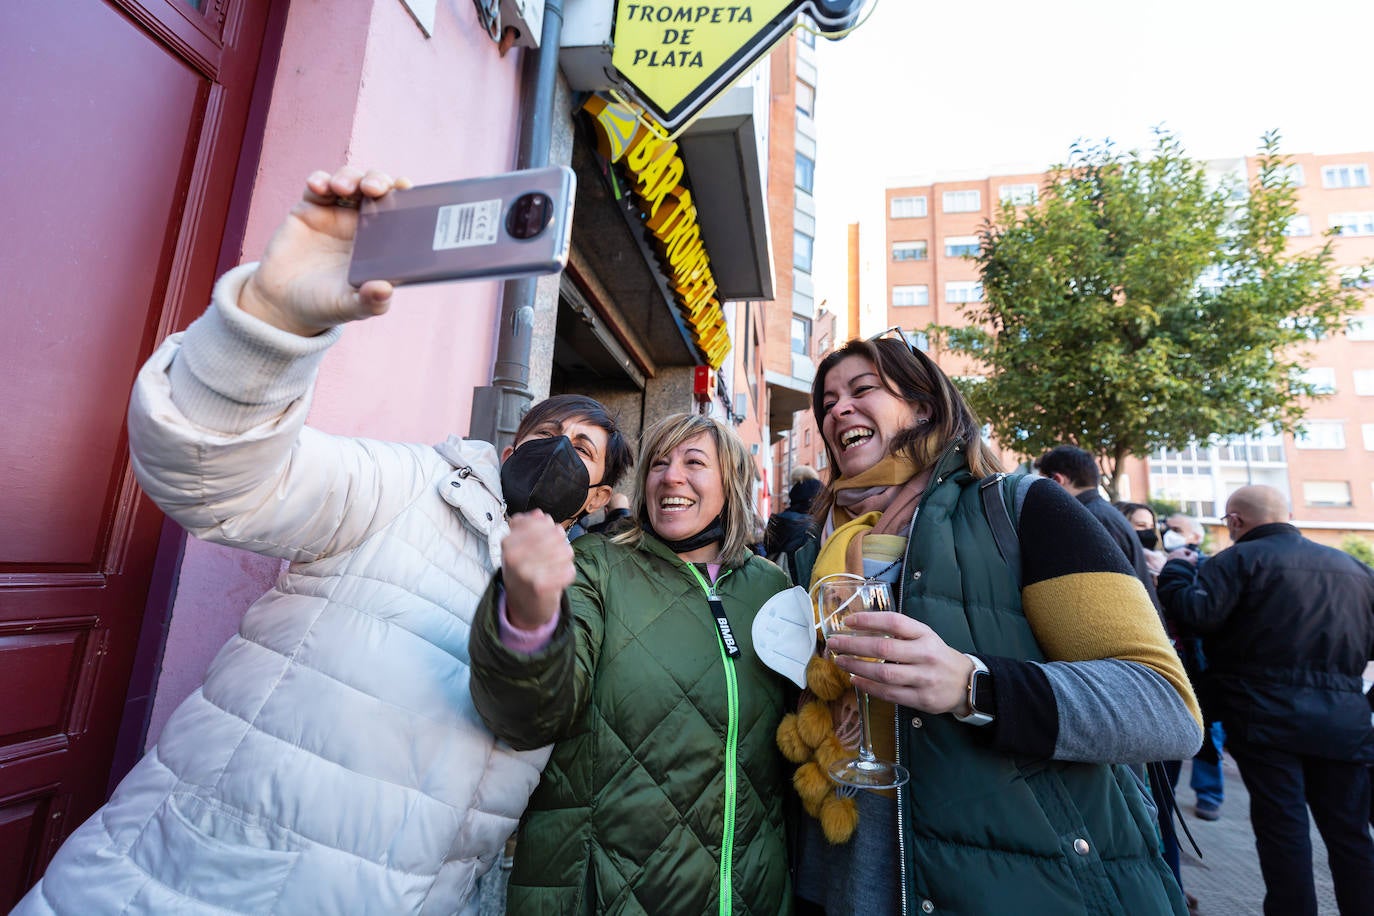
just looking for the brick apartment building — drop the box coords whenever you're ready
[883,151,1374,546]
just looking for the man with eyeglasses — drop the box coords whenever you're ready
[1158,485,1374,916]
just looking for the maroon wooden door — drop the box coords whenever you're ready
[0,0,274,903]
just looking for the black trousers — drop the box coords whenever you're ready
[1229,740,1374,916]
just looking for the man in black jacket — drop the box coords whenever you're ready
[1158,485,1374,916]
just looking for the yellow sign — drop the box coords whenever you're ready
[612,3,790,124]
[585,95,731,369]
[606,1,868,133]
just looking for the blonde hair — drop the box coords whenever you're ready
[615,413,757,567]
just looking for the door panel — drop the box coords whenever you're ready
[0,0,273,904]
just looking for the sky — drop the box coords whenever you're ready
[808,0,1374,338]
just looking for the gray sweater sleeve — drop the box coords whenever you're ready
[1041,658,1202,764]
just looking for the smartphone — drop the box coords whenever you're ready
[347,166,575,287]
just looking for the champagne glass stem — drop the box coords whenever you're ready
[854,686,879,764]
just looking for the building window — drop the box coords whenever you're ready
[793,231,814,272]
[1363,424,1374,451]
[1321,164,1370,188]
[942,190,981,213]
[1354,370,1374,396]
[1341,267,1374,290]
[1330,212,1374,236]
[891,195,927,219]
[892,284,929,307]
[1294,419,1346,450]
[892,241,928,261]
[1299,367,1337,394]
[945,280,984,303]
[796,80,815,118]
[796,22,816,46]
[999,183,1038,205]
[795,152,815,194]
[791,316,811,355]
[1285,214,1311,237]
[1348,317,1374,340]
[944,235,981,258]
[1302,480,1353,507]
[1274,163,1305,187]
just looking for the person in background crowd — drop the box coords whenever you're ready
[1118,501,1167,580]
[14,167,632,916]
[1158,485,1374,916]
[778,334,1199,916]
[766,465,823,576]
[1162,512,1227,822]
[469,413,793,915]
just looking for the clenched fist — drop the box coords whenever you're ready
[501,511,576,631]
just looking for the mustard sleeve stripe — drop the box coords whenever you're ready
[1023,571,1203,727]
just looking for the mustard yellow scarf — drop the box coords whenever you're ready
[775,454,924,844]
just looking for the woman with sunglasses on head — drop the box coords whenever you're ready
[779,334,1202,916]
[468,413,793,915]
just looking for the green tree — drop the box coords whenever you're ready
[930,129,1368,499]
[1342,535,1374,568]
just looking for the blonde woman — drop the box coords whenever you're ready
[469,412,792,915]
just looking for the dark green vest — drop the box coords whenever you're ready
[806,441,1185,916]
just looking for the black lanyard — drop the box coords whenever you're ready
[686,563,740,659]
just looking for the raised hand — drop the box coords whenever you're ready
[239,167,412,337]
[501,511,576,631]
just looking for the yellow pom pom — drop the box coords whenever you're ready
[813,734,850,773]
[796,700,834,749]
[819,792,859,844]
[776,713,811,764]
[807,654,851,702]
[791,758,829,807]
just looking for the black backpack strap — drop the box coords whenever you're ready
[979,472,1021,589]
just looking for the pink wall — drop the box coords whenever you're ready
[146,0,524,745]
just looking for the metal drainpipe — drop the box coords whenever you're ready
[468,0,565,451]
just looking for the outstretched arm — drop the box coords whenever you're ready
[127,168,455,563]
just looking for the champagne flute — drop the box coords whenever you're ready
[810,573,910,790]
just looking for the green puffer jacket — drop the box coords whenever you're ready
[469,532,792,916]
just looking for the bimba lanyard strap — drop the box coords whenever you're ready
[685,563,740,659]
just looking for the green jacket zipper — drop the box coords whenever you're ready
[686,563,739,916]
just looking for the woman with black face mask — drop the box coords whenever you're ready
[467,413,792,916]
[1118,501,1167,582]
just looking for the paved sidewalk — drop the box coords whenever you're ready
[1178,756,1340,915]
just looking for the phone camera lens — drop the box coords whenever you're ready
[506,192,554,240]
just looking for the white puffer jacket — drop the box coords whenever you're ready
[16,266,549,915]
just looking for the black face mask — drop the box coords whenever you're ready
[500,435,591,523]
[1136,528,1159,551]
[648,511,727,556]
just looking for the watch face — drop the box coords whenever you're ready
[969,669,992,715]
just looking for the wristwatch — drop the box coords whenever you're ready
[954,653,994,726]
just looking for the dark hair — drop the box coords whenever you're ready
[1115,501,1157,527]
[1034,445,1099,489]
[515,394,634,488]
[788,477,822,514]
[810,337,1001,520]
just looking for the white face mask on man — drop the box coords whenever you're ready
[1161,529,1188,552]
